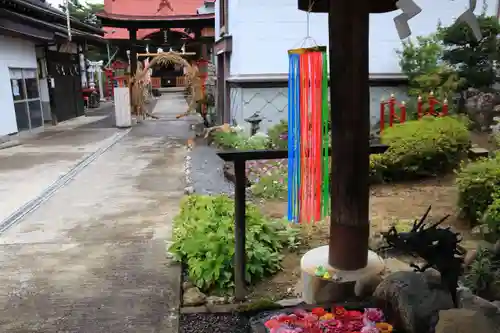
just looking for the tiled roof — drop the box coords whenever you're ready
[103,0,205,39]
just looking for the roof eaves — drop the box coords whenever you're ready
[9,0,104,35]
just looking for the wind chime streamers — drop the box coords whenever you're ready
[287,46,329,224]
[287,53,301,223]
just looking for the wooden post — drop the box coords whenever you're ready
[328,0,371,271]
[233,159,247,301]
[129,28,138,77]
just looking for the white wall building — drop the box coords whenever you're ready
[0,0,104,139]
[214,0,499,133]
[0,36,40,137]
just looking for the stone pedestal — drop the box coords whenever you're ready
[113,87,132,128]
[300,245,385,304]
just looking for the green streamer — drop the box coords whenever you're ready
[321,50,330,218]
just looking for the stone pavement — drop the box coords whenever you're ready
[0,93,196,332]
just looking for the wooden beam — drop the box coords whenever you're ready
[129,28,137,76]
[328,0,371,271]
[136,52,197,57]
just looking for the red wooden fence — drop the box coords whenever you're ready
[380,92,449,132]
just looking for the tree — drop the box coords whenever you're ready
[59,0,104,27]
[397,33,462,100]
[439,15,500,89]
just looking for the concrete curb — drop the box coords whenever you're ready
[0,140,21,150]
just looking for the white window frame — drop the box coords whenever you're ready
[9,68,44,131]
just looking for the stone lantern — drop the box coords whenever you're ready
[244,112,264,136]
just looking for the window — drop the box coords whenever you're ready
[9,68,43,131]
[219,0,227,34]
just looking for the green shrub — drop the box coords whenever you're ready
[480,191,500,242]
[464,247,500,297]
[369,154,387,183]
[213,131,246,149]
[456,155,500,222]
[381,116,470,179]
[169,195,299,292]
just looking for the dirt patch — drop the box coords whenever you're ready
[248,175,474,301]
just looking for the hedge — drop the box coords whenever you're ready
[375,116,470,181]
[456,155,500,222]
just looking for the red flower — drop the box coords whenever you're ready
[346,310,364,320]
[264,319,280,329]
[311,307,326,317]
[333,306,347,318]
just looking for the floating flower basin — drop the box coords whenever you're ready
[251,305,397,333]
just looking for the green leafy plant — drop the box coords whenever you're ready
[480,191,500,242]
[169,195,300,292]
[212,131,246,149]
[464,247,500,297]
[369,154,387,183]
[381,116,470,180]
[456,154,500,222]
[212,130,269,150]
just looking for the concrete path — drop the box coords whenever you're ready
[0,94,195,332]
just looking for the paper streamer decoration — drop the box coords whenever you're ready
[394,0,482,41]
[287,46,330,224]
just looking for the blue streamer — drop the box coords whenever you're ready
[287,53,301,223]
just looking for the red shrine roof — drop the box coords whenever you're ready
[101,0,209,40]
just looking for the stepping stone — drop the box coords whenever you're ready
[468,147,489,160]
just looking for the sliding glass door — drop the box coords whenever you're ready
[9,68,44,132]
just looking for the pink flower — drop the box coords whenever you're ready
[364,308,384,323]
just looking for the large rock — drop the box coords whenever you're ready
[465,88,500,131]
[183,286,206,306]
[435,309,494,333]
[373,271,454,333]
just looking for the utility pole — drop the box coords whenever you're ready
[65,0,72,41]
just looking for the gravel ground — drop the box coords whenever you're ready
[180,314,250,333]
[189,144,234,195]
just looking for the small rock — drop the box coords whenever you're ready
[206,296,226,305]
[373,271,453,333]
[226,296,235,304]
[422,268,441,286]
[184,186,194,195]
[435,309,494,333]
[183,287,206,306]
[182,281,194,291]
[276,298,303,307]
[464,249,478,267]
[355,273,383,298]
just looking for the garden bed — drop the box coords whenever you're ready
[247,175,479,302]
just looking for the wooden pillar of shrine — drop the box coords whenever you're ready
[128,28,138,77]
[327,0,370,271]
